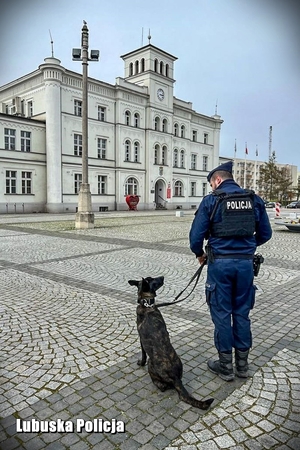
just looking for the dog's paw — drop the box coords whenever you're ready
[137,359,146,366]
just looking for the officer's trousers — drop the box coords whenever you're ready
[205,258,256,353]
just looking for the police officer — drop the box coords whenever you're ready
[189,161,272,381]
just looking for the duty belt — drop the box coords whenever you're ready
[213,254,254,260]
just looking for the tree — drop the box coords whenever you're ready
[258,152,292,202]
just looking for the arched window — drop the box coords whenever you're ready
[181,125,185,138]
[133,141,140,162]
[180,150,185,168]
[160,61,164,74]
[134,113,140,128]
[174,180,183,197]
[125,177,138,196]
[141,58,145,72]
[135,60,139,74]
[154,59,158,72]
[154,116,160,131]
[162,145,167,165]
[129,63,133,76]
[125,140,131,161]
[125,110,131,126]
[162,119,168,133]
[174,123,179,136]
[154,144,160,165]
[165,64,169,77]
[173,149,178,168]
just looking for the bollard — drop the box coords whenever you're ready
[275,202,281,218]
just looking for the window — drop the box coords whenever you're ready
[190,181,196,196]
[181,125,185,138]
[125,140,131,161]
[74,173,82,194]
[27,101,33,117]
[6,170,17,194]
[160,61,164,74]
[162,119,168,133]
[141,58,145,72]
[98,106,106,121]
[192,130,197,142]
[21,131,31,152]
[191,154,197,170]
[125,177,138,195]
[174,123,179,136]
[202,182,207,197]
[154,144,160,165]
[129,63,133,76]
[74,100,82,116]
[135,60,139,74]
[125,110,131,126]
[166,64,169,77]
[162,145,167,165]
[173,149,178,168]
[22,171,32,194]
[97,138,107,159]
[174,180,183,196]
[4,128,16,150]
[154,116,160,131]
[98,175,107,194]
[203,155,208,171]
[133,141,140,162]
[134,113,140,128]
[204,133,208,144]
[180,150,185,168]
[74,134,82,156]
[154,59,158,72]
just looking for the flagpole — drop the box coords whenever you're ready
[244,142,247,189]
[254,145,258,192]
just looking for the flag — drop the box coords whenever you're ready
[256,147,258,157]
[234,139,237,156]
[245,145,248,155]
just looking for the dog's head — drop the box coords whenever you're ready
[128,276,164,304]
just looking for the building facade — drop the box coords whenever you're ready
[0,43,223,214]
[232,157,298,199]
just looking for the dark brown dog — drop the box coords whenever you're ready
[128,276,214,410]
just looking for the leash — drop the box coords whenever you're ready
[156,260,207,308]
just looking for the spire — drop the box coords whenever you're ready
[49,30,54,57]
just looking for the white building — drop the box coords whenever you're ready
[232,157,298,196]
[0,42,223,214]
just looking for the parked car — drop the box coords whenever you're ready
[286,201,300,208]
[265,202,281,208]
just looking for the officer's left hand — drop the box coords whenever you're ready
[197,254,207,265]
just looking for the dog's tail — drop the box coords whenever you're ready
[174,379,214,410]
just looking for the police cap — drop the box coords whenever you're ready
[207,161,233,182]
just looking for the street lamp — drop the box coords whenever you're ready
[73,21,99,229]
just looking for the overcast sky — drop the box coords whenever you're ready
[1,0,299,169]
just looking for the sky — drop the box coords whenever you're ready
[1,0,299,169]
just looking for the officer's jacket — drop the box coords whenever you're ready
[189,179,272,257]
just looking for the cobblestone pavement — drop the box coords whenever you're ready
[0,211,299,449]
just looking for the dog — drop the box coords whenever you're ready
[128,276,214,410]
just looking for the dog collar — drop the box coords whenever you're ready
[140,298,155,308]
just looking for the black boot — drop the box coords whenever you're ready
[235,349,249,378]
[207,352,234,381]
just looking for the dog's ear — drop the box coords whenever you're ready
[151,276,164,292]
[128,280,139,287]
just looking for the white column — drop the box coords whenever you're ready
[40,57,63,213]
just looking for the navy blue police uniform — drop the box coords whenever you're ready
[189,161,272,379]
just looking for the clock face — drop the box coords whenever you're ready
[157,88,165,101]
